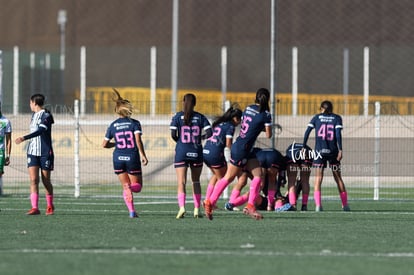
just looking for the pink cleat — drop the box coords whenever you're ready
[243,204,263,220]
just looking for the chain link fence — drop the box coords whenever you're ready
[4,100,414,201]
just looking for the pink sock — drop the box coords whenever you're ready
[229,189,240,204]
[314,190,321,207]
[123,190,135,212]
[178,193,186,208]
[30,193,39,209]
[205,184,215,200]
[267,190,276,207]
[193,193,201,208]
[231,191,248,206]
[209,178,229,205]
[248,177,261,206]
[289,191,297,206]
[130,183,142,193]
[340,191,348,207]
[46,194,54,207]
[302,194,309,205]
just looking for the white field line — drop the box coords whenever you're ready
[0,248,413,258]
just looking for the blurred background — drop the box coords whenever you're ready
[1,0,414,114]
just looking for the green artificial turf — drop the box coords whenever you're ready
[0,197,413,275]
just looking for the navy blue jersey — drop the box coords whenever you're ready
[170,111,211,165]
[230,104,272,166]
[24,110,54,157]
[105,117,143,155]
[303,113,343,156]
[254,148,286,170]
[104,117,144,174]
[203,121,235,167]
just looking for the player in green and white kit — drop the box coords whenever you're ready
[0,104,12,196]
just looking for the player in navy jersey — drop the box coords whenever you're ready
[256,148,286,211]
[0,102,12,197]
[15,94,55,215]
[303,100,350,211]
[170,93,212,219]
[285,142,312,211]
[203,104,242,202]
[102,89,148,218]
[225,147,286,211]
[204,88,272,220]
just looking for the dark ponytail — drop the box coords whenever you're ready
[320,100,333,114]
[212,103,242,128]
[31,93,45,107]
[183,93,196,126]
[31,93,54,124]
[255,88,270,112]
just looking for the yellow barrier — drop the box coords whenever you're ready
[83,87,414,115]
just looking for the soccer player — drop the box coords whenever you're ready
[285,142,312,211]
[170,93,212,219]
[15,94,55,215]
[0,102,12,196]
[203,104,242,202]
[302,100,350,211]
[102,89,148,218]
[225,147,286,212]
[255,148,286,211]
[204,88,272,220]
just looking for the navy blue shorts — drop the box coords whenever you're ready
[229,149,255,168]
[312,154,340,169]
[113,153,142,175]
[203,150,226,169]
[174,150,203,168]
[27,154,54,171]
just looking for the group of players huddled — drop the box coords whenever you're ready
[101,88,350,219]
[167,88,350,220]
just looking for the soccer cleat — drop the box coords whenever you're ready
[243,204,263,220]
[301,205,308,211]
[129,211,139,218]
[204,199,213,220]
[288,205,297,211]
[176,207,186,219]
[343,205,351,212]
[193,208,200,218]
[46,204,55,216]
[224,202,234,211]
[26,208,40,215]
[315,206,323,212]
